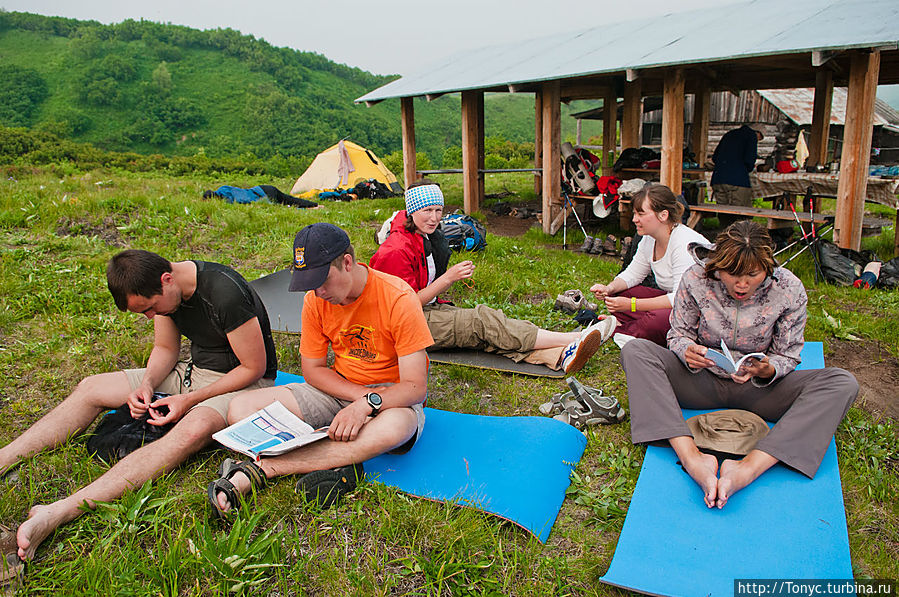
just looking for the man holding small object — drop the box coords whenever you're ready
[2,249,276,562]
[208,223,432,515]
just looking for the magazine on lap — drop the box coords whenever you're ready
[213,401,328,459]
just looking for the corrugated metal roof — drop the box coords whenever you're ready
[756,88,899,126]
[356,0,899,103]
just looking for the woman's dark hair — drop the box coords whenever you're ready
[404,179,441,233]
[704,221,776,278]
[631,183,684,226]
[106,250,172,311]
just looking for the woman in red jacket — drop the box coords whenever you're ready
[370,183,615,374]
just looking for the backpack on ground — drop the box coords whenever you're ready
[441,213,487,251]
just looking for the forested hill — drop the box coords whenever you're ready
[0,11,598,167]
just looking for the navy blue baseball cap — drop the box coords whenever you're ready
[289,223,351,292]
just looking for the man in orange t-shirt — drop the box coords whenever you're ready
[207,223,432,515]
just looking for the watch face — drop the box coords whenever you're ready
[367,392,382,408]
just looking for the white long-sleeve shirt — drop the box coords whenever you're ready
[615,225,710,306]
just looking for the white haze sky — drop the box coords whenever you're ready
[3,0,898,106]
[3,0,742,75]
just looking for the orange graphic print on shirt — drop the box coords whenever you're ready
[340,324,377,362]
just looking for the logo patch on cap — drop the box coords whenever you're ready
[295,247,305,269]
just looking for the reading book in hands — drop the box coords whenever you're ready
[212,401,328,459]
[704,339,766,375]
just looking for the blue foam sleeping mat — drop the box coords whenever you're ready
[599,341,854,596]
[273,371,587,543]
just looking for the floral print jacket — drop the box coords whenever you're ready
[666,260,807,386]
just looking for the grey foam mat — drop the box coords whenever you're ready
[250,269,303,334]
[427,348,565,378]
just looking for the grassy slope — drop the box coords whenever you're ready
[0,13,607,168]
[0,166,896,594]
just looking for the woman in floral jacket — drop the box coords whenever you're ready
[621,221,858,509]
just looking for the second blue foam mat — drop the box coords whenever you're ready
[599,341,853,596]
[274,372,587,543]
[364,408,587,543]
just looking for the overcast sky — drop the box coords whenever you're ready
[3,0,741,76]
[4,0,898,106]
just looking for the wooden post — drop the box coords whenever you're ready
[602,88,617,176]
[661,69,685,195]
[621,79,642,150]
[835,50,880,251]
[461,90,484,214]
[808,70,833,168]
[400,97,417,188]
[477,91,485,203]
[534,91,543,195]
[691,83,711,165]
[541,81,561,234]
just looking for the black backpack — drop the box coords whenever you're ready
[86,393,174,463]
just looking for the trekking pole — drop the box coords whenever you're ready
[562,191,590,239]
[780,224,833,267]
[789,201,823,283]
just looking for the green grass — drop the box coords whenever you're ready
[0,167,897,594]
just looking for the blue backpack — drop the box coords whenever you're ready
[440,214,487,252]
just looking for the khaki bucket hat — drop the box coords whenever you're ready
[686,409,769,456]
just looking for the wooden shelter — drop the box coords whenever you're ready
[356,0,899,251]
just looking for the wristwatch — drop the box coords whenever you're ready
[365,392,383,416]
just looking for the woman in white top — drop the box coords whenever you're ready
[590,183,709,345]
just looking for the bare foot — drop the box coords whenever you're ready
[215,471,250,513]
[681,451,720,508]
[17,505,62,560]
[716,459,756,509]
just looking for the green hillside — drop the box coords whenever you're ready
[0,11,602,167]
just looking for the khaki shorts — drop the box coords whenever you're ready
[124,362,274,421]
[283,382,425,455]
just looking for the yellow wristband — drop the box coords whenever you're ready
[631,297,637,312]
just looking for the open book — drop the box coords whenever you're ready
[705,339,765,374]
[212,401,328,459]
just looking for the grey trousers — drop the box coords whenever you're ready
[620,339,858,478]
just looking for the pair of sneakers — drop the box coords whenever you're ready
[553,289,597,314]
[559,316,617,374]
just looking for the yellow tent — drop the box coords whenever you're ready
[290,140,402,195]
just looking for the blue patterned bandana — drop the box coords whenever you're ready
[404,184,444,215]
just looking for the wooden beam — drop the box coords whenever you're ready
[812,50,836,67]
[660,68,685,195]
[835,50,880,251]
[541,81,561,234]
[400,97,417,188]
[626,69,639,82]
[602,87,617,176]
[534,90,543,195]
[808,69,833,168]
[691,82,711,165]
[558,83,612,101]
[425,93,445,102]
[461,90,484,215]
[621,79,642,150]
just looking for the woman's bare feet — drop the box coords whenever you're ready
[716,450,777,509]
[16,504,66,560]
[681,451,720,508]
